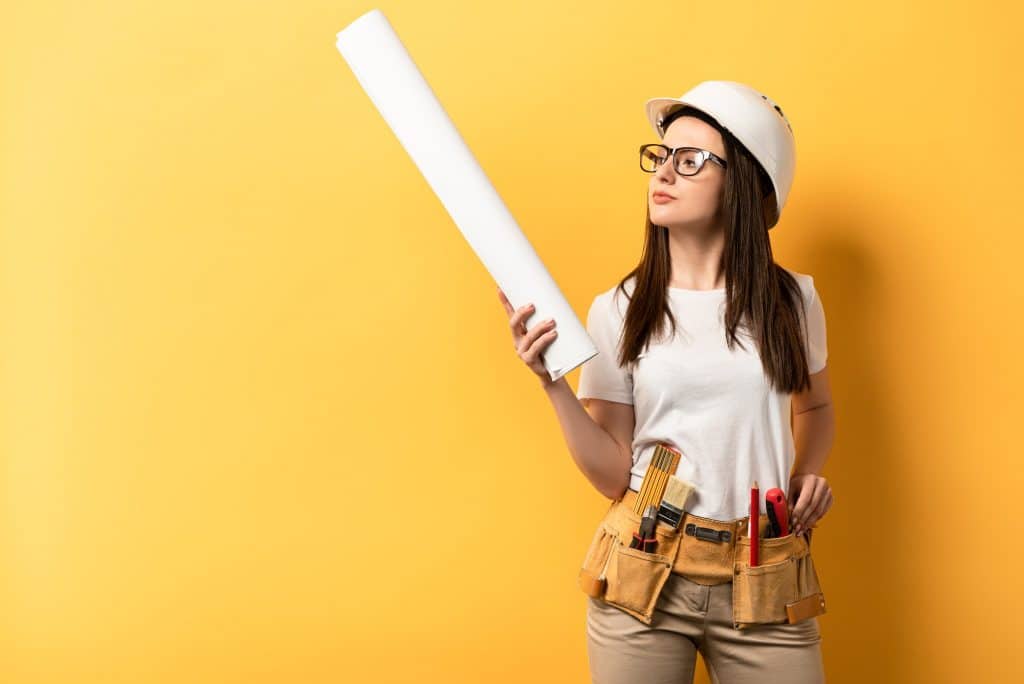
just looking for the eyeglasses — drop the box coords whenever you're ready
[639,144,728,176]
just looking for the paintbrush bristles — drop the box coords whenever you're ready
[656,474,696,528]
[663,476,695,511]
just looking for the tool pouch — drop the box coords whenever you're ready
[731,529,827,629]
[577,498,683,625]
[579,493,827,629]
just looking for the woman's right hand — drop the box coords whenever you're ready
[497,286,558,383]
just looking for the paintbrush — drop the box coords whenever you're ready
[656,475,697,529]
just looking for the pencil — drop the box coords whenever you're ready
[750,480,759,566]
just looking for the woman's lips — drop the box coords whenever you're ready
[652,193,675,204]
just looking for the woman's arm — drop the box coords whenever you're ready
[791,365,835,476]
[790,365,836,534]
[541,376,634,500]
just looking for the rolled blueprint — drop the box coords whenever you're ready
[335,9,597,381]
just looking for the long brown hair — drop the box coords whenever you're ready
[612,106,814,394]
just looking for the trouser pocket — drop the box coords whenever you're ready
[732,532,826,629]
[603,539,673,625]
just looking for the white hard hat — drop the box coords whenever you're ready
[645,81,796,220]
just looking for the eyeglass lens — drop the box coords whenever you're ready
[640,145,703,174]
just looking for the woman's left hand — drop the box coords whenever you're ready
[788,473,834,536]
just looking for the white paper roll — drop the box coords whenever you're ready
[335,9,597,381]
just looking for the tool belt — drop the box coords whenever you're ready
[578,488,827,629]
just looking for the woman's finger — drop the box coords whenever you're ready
[497,288,514,317]
[806,490,833,528]
[796,484,830,533]
[508,303,535,337]
[519,321,558,361]
[517,318,557,355]
[790,481,818,527]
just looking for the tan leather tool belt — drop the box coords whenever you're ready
[578,488,827,629]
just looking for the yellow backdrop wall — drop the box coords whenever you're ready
[3,1,1021,682]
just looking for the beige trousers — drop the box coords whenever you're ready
[586,571,825,684]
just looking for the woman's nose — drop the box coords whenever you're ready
[655,155,675,181]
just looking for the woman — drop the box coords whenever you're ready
[498,80,834,683]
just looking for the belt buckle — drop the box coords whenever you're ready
[684,523,732,543]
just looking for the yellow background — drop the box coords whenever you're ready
[3,1,1021,682]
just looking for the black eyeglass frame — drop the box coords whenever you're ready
[638,143,728,176]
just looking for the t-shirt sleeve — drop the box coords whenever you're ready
[804,277,828,374]
[575,293,635,405]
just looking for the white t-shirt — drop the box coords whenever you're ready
[575,269,828,520]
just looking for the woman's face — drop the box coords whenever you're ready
[648,115,727,231]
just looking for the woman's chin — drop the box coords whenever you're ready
[651,205,683,221]
[651,211,713,231]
